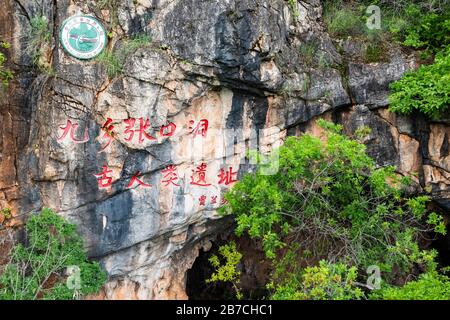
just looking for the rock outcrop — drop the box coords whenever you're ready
[0,0,448,299]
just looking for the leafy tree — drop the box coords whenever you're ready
[397,5,450,53]
[389,47,450,119]
[222,120,444,275]
[208,120,446,299]
[383,3,450,118]
[0,208,106,300]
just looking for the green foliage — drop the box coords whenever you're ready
[0,208,12,220]
[389,47,450,119]
[287,0,299,18]
[29,15,52,72]
[0,208,106,300]
[364,42,386,63]
[222,120,445,282]
[394,5,450,53]
[298,42,317,67]
[323,1,450,62]
[97,50,122,78]
[97,34,151,78]
[384,3,450,119]
[30,16,51,43]
[269,260,364,300]
[0,41,10,49]
[30,16,52,42]
[323,1,366,38]
[354,125,372,141]
[206,242,243,300]
[125,34,152,51]
[428,212,447,235]
[322,1,391,63]
[0,41,13,88]
[372,272,450,300]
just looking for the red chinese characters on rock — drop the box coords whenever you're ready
[58,118,207,147]
[190,163,211,187]
[218,167,238,186]
[159,122,177,137]
[127,171,152,189]
[220,195,229,205]
[161,165,181,187]
[199,195,207,206]
[57,120,89,144]
[93,164,239,190]
[197,195,228,207]
[124,117,156,143]
[189,119,209,138]
[99,118,115,151]
[92,164,234,210]
[93,165,114,189]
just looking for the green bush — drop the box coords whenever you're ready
[222,121,442,267]
[221,120,445,282]
[206,242,243,300]
[0,208,12,220]
[0,208,106,300]
[323,1,450,57]
[207,120,448,299]
[288,0,299,18]
[323,1,366,38]
[389,47,450,119]
[385,3,450,119]
[397,5,450,53]
[269,260,364,300]
[0,41,13,87]
[364,42,386,63]
[97,34,151,78]
[29,15,52,72]
[371,272,450,300]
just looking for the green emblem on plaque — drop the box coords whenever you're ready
[60,15,106,60]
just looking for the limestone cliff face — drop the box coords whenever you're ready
[0,0,448,299]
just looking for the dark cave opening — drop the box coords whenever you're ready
[429,205,450,268]
[186,236,272,300]
[186,242,236,300]
[432,229,450,267]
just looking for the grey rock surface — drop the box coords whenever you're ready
[0,0,448,299]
